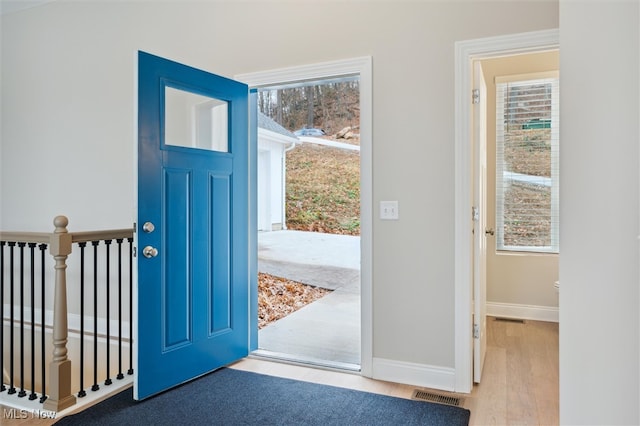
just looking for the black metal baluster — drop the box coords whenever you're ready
[38,243,47,403]
[127,237,134,375]
[28,243,37,400]
[7,242,16,395]
[0,241,5,392]
[17,242,27,398]
[78,242,87,398]
[18,242,26,397]
[104,239,112,386]
[7,242,17,395]
[91,241,100,392]
[116,238,124,380]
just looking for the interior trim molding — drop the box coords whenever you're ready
[372,357,456,392]
[235,57,371,88]
[487,302,559,323]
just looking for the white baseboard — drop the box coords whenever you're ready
[372,357,456,392]
[0,374,133,419]
[487,301,559,323]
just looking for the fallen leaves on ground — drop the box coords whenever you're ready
[258,272,332,329]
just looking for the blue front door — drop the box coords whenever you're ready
[136,52,252,400]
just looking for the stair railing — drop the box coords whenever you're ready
[0,215,135,412]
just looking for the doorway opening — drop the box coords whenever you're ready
[454,29,559,392]
[472,50,560,385]
[255,77,361,371]
[236,58,373,374]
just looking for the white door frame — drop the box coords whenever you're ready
[235,57,373,376]
[454,29,559,392]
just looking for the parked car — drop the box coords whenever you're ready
[294,128,326,137]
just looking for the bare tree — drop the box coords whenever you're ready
[259,81,360,134]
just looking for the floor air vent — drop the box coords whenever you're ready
[411,390,463,407]
[494,317,525,324]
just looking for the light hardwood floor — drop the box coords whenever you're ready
[1,317,558,425]
[232,317,559,426]
[466,318,559,425]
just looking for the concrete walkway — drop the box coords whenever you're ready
[257,230,361,368]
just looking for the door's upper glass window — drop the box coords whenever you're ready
[164,86,228,152]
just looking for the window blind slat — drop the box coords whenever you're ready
[496,76,559,253]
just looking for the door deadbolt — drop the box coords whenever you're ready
[142,222,155,233]
[143,246,158,258]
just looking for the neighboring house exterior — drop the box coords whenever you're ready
[257,113,297,231]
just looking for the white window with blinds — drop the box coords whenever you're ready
[495,72,559,253]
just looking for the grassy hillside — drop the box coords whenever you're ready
[285,143,360,235]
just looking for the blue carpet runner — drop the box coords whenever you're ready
[56,367,470,425]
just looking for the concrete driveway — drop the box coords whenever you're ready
[257,230,361,369]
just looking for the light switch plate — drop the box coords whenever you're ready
[380,201,399,220]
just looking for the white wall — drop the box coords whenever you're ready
[270,145,285,229]
[1,1,558,387]
[257,149,271,231]
[257,136,287,231]
[559,1,639,424]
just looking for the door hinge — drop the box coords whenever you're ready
[133,246,137,258]
[472,89,480,104]
[473,324,480,339]
[472,206,479,222]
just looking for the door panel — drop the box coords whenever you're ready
[209,173,232,335]
[136,51,251,400]
[473,60,488,383]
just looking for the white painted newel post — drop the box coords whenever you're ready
[43,215,76,411]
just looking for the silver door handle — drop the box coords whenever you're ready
[143,246,158,258]
[485,228,494,236]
